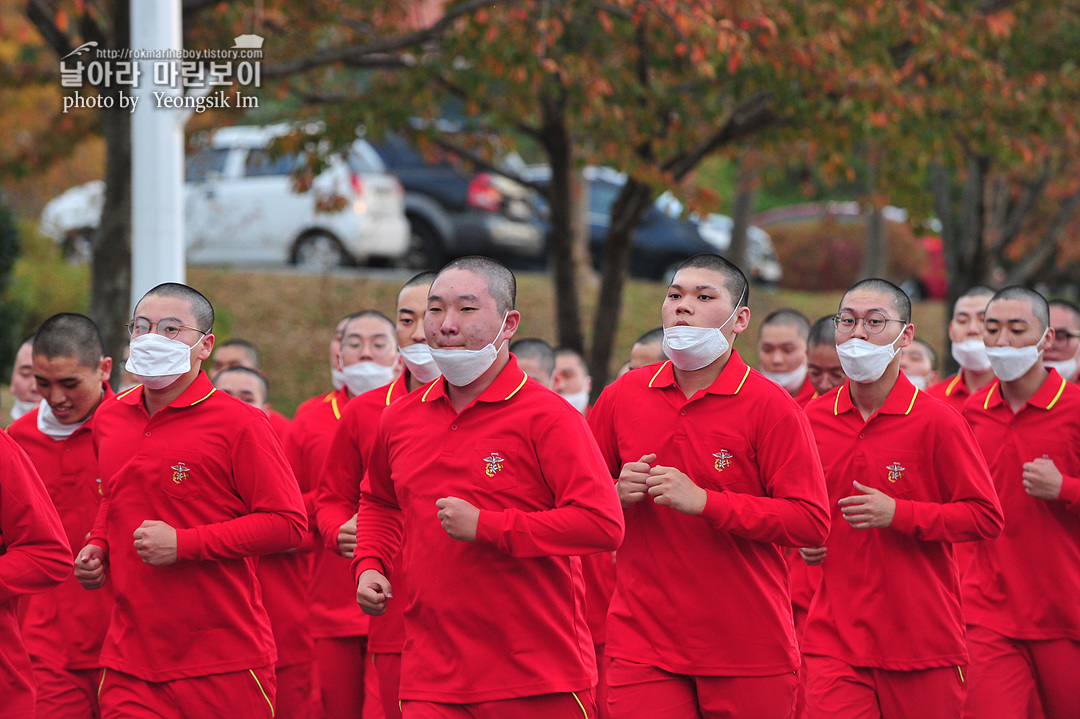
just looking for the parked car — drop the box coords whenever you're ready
[370,134,546,269]
[40,124,411,270]
[525,165,783,284]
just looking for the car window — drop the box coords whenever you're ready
[372,136,425,169]
[588,181,621,216]
[347,142,386,174]
[244,150,299,177]
[185,148,229,182]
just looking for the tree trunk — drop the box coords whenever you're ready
[539,99,585,354]
[729,151,756,278]
[91,0,133,387]
[588,179,654,395]
[861,207,886,279]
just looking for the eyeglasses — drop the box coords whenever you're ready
[126,317,208,340]
[1051,328,1080,345]
[833,311,907,335]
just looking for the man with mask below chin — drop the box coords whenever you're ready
[317,271,438,719]
[8,335,43,423]
[798,278,1003,719]
[8,313,115,719]
[928,286,997,412]
[1042,299,1080,383]
[355,256,624,719]
[285,309,400,719]
[758,308,816,407]
[554,348,593,416]
[73,282,307,719]
[959,286,1080,719]
[587,254,830,719]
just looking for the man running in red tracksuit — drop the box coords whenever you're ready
[354,256,624,719]
[74,283,306,719]
[800,279,1003,719]
[8,313,115,719]
[588,254,830,719]
[318,271,438,719]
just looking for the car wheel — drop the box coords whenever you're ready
[63,229,94,265]
[292,232,348,271]
[401,219,444,270]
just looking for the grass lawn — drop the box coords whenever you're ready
[189,267,946,416]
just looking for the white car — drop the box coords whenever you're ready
[40,124,410,270]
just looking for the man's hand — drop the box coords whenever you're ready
[74,544,107,589]
[838,481,896,529]
[1023,457,1063,501]
[435,497,479,542]
[617,453,656,508]
[337,514,358,558]
[646,465,707,516]
[132,520,178,566]
[356,569,393,616]
[799,546,827,566]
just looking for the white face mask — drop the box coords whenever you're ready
[331,367,345,390]
[986,329,1048,382]
[951,339,992,372]
[560,390,590,415]
[399,343,442,384]
[761,363,808,392]
[37,399,91,439]
[1044,357,1078,381]
[340,360,398,396]
[907,374,930,391]
[10,398,38,422]
[430,312,509,387]
[126,333,202,390]
[662,301,741,372]
[836,329,906,384]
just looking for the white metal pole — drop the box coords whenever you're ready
[130,0,185,306]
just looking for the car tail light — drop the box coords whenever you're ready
[467,173,502,212]
[351,173,364,196]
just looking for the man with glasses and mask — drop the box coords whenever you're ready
[798,279,1003,719]
[286,310,400,719]
[73,282,307,719]
[1042,299,1080,383]
[929,286,997,413]
[587,254,830,719]
[960,287,1080,719]
[317,272,438,719]
[354,256,624,719]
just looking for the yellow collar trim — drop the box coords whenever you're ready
[504,371,528,400]
[946,372,963,396]
[1045,376,1067,411]
[648,361,672,388]
[331,394,341,420]
[904,387,919,415]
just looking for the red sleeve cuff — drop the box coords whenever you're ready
[700,490,729,526]
[1059,475,1080,510]
[475,509,504,546]
[175,527,201,561]
[353,557,388,583]
[890,498,914,533]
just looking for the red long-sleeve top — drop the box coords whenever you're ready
[354,356,624,703]
[88,373,306,681]
[0,429,73,714]
[588,352,830,676]
[8,385,115,671]
[962,371,1080,641]
[801,374,1003,670]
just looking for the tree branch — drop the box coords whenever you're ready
[25,0,75,58]
[261,0,502,78]
[989,162,1051,259]
[1004,182,1080,284]
[431,73,544,141]
[662,91,775,181]
[426,134,546,195]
